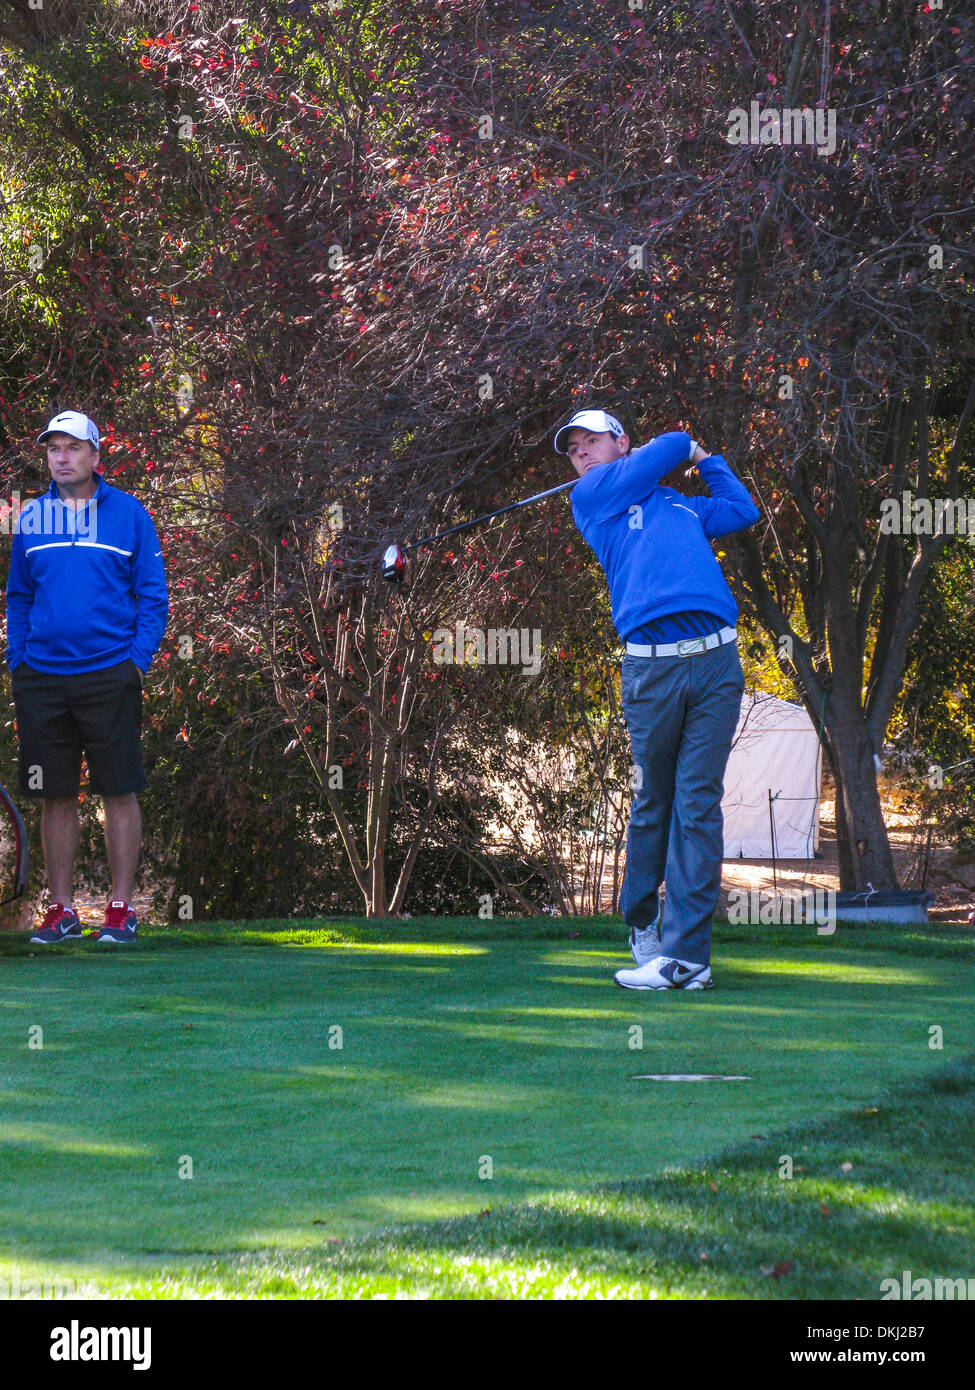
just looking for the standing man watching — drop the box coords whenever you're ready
[554,409,759,990]
[5,410,168,944]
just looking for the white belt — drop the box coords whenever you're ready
[625,626,737,658]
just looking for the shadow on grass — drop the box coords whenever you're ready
[3,919,972,1296]
[196,1056,975,1299]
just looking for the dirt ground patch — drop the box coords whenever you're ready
[717,800,974,927]
[585,788,974,926]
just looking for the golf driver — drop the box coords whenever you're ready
[382,478,580,584]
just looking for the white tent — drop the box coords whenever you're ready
[722,691,822,859]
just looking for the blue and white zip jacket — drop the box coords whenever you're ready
[570,432,760,644]
[5,473,169,675]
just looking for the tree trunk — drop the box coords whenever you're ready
[824,699,899,891]
[366,846,387,919]
[827,748,857,891]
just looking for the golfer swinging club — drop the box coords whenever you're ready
[554,410,759,990]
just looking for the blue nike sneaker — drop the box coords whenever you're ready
[29,904,83,944]
[93,901,138,944]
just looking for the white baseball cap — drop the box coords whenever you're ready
[37,410,100,448]
[553,408,625,455]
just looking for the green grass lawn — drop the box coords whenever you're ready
[0,916,972,1298]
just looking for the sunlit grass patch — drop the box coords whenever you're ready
[24,1057,973,1299]
[0,918,971,1297]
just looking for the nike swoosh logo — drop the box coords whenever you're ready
[671,965,697,982]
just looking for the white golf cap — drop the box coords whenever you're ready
[37,410,100,448]
[553,408,625,455]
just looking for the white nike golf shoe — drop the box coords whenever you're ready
[614,956,714,991]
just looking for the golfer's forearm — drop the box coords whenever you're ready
[691,454,761,533]
[694,453,758,507]
[130,520,169,670]
[578,431,693,518]
[4,612,29,666]
[131,607,168,671]
[4,578,32,667]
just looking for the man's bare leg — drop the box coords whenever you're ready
[40,797,80,904]
[103,793,142,903]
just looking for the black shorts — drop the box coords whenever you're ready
[11,660,147,799]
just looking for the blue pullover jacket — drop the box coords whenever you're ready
[570,432,760,644]
[5,473,169,675]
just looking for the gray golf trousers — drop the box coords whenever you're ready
[619,636,744,966]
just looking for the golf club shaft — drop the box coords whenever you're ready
[402,478,580,554]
